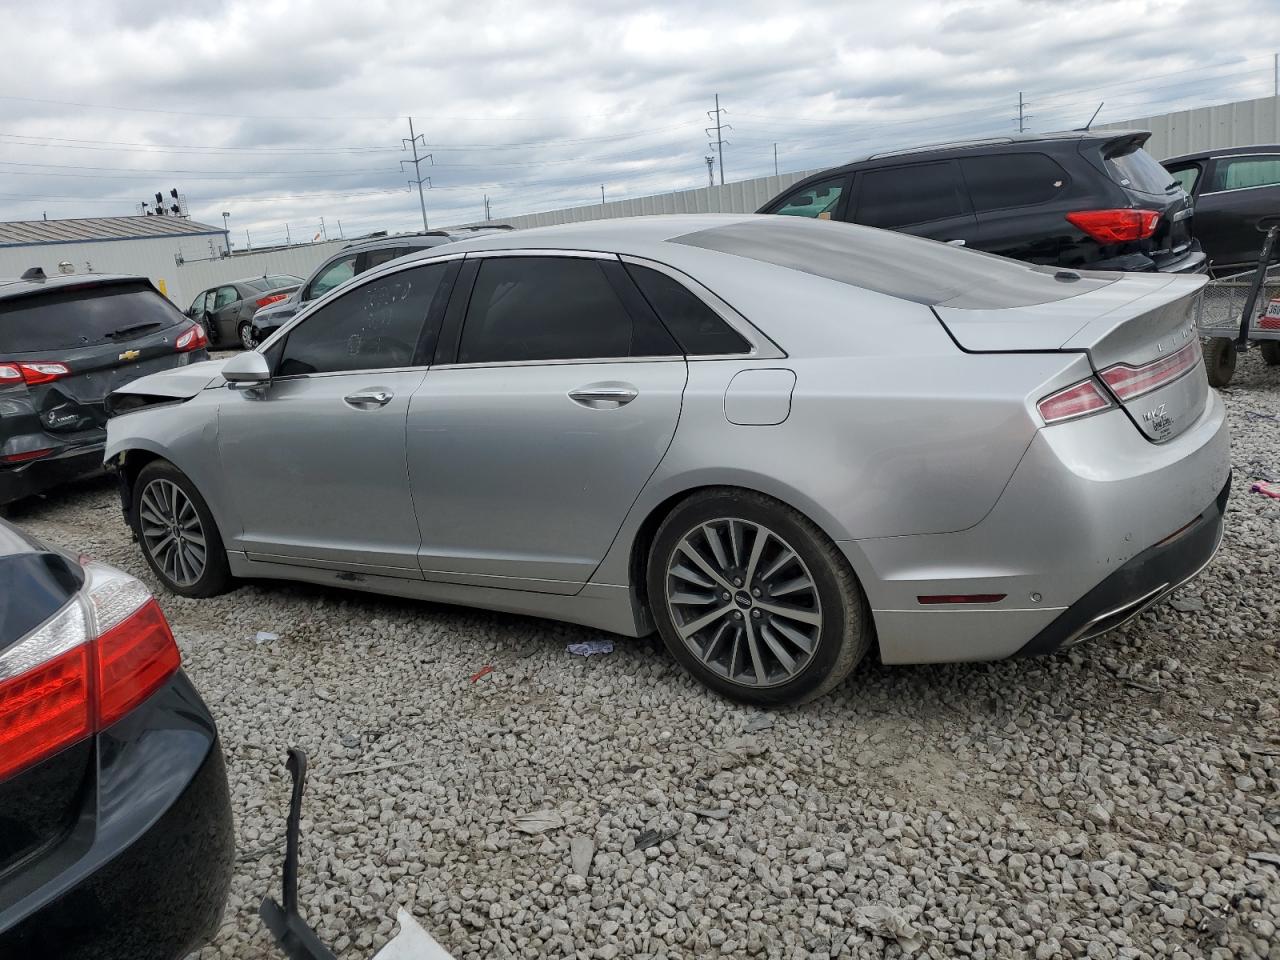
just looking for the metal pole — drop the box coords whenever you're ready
[245,230,251,251]
[409,117,429,231]
[221,212,230,254]
[1018,92,1025,133]
[285,223,291,246]
[337,219,344,239]
[1275,52,1278,97]
[715,94,724,185]
[320,217,327,241]
[601,184,606,206]
[773,143,778,176]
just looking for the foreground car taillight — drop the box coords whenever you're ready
[0,361,71,385]
[1099,339,1201,400]
[176,323,209,352]
[1037,378,1114,424]
[0,562,180,781]
[255,292,288,309]
[1065,208,1161,244]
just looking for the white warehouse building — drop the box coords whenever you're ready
[0,216,230,302]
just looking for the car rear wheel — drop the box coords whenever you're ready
[238,322,258,350]
[1260,341,1280,366]
[1203,337,1236,387]
[647,489,872,705]
[132,460,232,598]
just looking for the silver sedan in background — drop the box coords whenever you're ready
[105,215,1230,704]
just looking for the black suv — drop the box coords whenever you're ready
[1,270,210,506]
[759,130,1205,274]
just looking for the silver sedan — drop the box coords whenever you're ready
[105,215,1231,704]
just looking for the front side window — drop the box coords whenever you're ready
[961,153,1071,212]
[1209,156,1280,192]
[187,292,208,316]
[457,257,677,364]
[855,162,966,228]
[625,264,750,355]
[277,263,447,377]
[213,286,238,310]
[771,178,845,219]
[306,256,357,301]
[1167,164,1202,194]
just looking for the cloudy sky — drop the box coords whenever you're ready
[0,0,1277,247]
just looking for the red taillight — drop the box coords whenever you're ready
[176,323,208,352]
[0,563,181,783]
[255,292,288,309]
[1037,378,1113,424]
[1065,209,1160,244]
[0,646,92,782]
[1,448,55,464]
[0,361,71,386]
[1099,340,1201,401]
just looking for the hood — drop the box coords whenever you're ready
[108,355,231,401]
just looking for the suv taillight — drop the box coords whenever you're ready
[0,562,180,782]
[176,323,208,352]
[1065,209,1160,244]
[0,361,71,385]
[255,292,288,309]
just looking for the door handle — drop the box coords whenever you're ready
[568,384,638,409]
[344,389,394,408]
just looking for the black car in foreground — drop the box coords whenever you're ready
[759,130,1206,274]
[1,270,210,507]
[0,519,233,959]
[1163,144,1280,272]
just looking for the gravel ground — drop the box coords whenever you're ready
[8,352,1280,960]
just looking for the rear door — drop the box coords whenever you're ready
[848,160,981,247]
[217,261,452,575]
[407,252,687,593]
[960,152,1075,263]
[1195,153,1280,270]
[1,282,199,445]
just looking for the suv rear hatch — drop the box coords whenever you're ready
[1090,133,1197,270]
[934,270,1209,442]
[1,280,206,458]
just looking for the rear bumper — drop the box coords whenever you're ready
[1093,241,1207,275]
[0,441,105,506]
[0,671,234,960]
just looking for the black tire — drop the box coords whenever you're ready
[1261,341,1280,366]
[1203,337,1236,388]
[238,321,258,351]
[646,488,873,705]
[132,460,232,598]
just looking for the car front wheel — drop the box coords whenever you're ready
[132,460,232,598]
[647,489,872,705]
[238,322,259,350]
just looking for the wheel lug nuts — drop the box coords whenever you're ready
[733,611,743,620]
[721,591,731,601]
[752,587,761,597]
[733,577,743,587]
[751,609,762,619]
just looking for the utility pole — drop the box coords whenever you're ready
[600,184,606,206]
[285,223,291,246]
[1016,92,1031,133]
[245,230,251,251]
[221,211,230,254]
[337,219,344,239]
[401,117,433,231]
[706,94,730,185]
[320,217,328,241]
[483,194,491,221]
[773,143,779,177]
[705,155,715,187]
[1274,52,1278,97]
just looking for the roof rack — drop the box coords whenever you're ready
[865,137,1018,161]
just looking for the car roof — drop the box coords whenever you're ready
[0,272,151,303]
[1163,143,1280,164]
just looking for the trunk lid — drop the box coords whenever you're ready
[935,272,1209,442]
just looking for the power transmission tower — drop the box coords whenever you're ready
[773,143,779,176]
[706,95,730,185]
[1016,92,1032,133]
[401,117,433,231]
[705,155,715,187]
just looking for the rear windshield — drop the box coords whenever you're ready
[1105,144,1176,196]
[670,218,1113,310]
[0,282,187,353]
[244,275,300,292]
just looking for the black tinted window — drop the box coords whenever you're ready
[458,257,678,364]
[1105,145,1174,195]
[0,283,186,353]
[363,247,413,271]
[626,264,750,355]
[855,162,966,228]
[278,264,446,376]
[961,153,1070,212]
[771,177,845,218]
[0,552,82,648]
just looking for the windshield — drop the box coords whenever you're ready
[0,282,187,352]
[1106,144,1177,195]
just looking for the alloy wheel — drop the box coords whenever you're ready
[239,323,258,350]
[664,517,822,688]
[138,478,207,587]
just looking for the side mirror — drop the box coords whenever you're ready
[222,350,271,390]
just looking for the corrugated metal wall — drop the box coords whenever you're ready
[1096,94,1280,159]
[165,242,349,307]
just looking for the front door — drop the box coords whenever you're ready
[408,253,687,593]
[217,261,451,576]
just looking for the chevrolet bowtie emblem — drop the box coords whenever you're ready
[118,349,141,361]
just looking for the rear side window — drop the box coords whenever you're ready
[771,178,845,219]
[278,263,446,376]
[1105,145,1174,195]
[457,257,678,364]
[854,162,966,228]
[625,264,750,355]
[1208,156,1280,192]
[961,153,1070,212]
[0,283,186,353]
